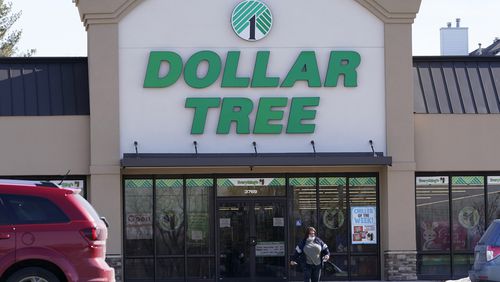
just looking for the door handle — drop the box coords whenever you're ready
[248,236,257,246]
[0,233,11,240]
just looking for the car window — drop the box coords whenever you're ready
[3,195,69,224]
[479,221,500,245]
[73,194,101,222]
[0,197,9,225]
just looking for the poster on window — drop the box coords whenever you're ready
[126,213,153,239]
[351,206,377,244]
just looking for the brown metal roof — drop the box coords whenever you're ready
[413,56,500,114]
[0,57,89,116]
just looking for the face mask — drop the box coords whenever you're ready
[308,236,316,240]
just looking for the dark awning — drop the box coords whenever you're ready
[121,152,392,168]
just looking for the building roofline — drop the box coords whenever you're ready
[0,57,88,64]
[413,56,500,62]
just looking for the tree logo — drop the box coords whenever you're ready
[231,0,273,41]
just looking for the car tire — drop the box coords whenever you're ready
[6,267,61,282]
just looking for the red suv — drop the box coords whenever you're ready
[0,180,115,282]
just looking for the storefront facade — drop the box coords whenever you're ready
[4,0,500,281]
[122,174,381,281]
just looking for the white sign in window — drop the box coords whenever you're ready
[255,242,285,257]
[220,218,231,228]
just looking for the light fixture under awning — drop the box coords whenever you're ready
[121,152,392,168]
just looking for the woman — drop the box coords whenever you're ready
[290,227,330,282]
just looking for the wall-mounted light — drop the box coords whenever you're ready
[369,140,377,157]
[193,141,198,155]
[252,141,258,155]
[310,140,316,154]
[133,141,139,157]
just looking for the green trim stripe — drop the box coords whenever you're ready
[186,178,213,188]
[269,178,285,186]
[125,179,153,189]
[452,176,484,186]
[217,179,234,187]
[289,177,316,186]
[319,177,347,186]
[156,179,183,188]
[349,177,377,186]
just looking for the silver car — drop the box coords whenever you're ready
[470,219,500,282]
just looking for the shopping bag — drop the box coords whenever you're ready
[323,260,345,274]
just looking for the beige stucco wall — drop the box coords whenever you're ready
[416,114,500,171]
[0,116,90,176]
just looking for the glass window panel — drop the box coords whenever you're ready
[255,256,286,279]
[255,202,286,279]
[289,177,317,261]
[217,178,285,197]
[453,254,474,278]
[319,177,348,253]
[452,176,484,251]
[187,178,213,255]
[416,176,450,252]
[156,179,185,255]
[417,255,451,277]
[487,176,500,226]
[350,256,379,279]
[125,179,154,256]
[187,258,215,279]
[349,177,378,253]
[0,198,8,225]
[322,255,348,280]
[125,258,154,280]
[3,195,69,224]
[156,258,185,279]
[219,203,251,279]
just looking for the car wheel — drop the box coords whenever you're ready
[6,267,60,282]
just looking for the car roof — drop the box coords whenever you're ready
[0,179,59,187]
[0,179,80,194]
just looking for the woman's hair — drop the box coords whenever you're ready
[304,226,316,239]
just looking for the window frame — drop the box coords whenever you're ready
[415,172,500,280]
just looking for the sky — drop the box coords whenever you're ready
[10,0,500,57]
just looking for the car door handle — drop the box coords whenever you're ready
[0,233,11,240]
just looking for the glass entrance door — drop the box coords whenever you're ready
[218,200,286,282]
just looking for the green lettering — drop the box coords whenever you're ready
[287,97,320,134]
[217,98,253,134]
[251,51,280,87]
[324,51,361,87]
[281,51,321,87]
[185,98,221,134]
[184,51,221,89]
[253,97,288,134]
[221,51,250,88]
[143,51,183,88]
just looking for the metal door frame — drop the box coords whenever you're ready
[216,197,288,282]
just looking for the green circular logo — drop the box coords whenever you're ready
[231,0,273,41]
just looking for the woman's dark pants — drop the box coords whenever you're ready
[303,263,322,282]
